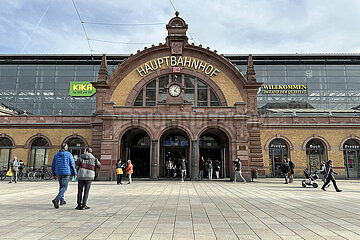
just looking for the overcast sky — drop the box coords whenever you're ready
[1,0,360,55]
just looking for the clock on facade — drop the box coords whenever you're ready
[168,84,181,97]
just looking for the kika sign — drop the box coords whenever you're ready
[136,56,220,77]
[69,81,96,97]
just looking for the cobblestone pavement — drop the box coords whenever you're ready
[0,178,360,240]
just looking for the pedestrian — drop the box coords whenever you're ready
[125,160,133,184]
[18,160,24,181]
[116,159,124,184]
[9,156,19,183]
[208,159,213,180]
[166,158,173,178]
[321,160,342,192]
[173,164,177,178]
[319,161,330,188]
[233,158,246,183]
[199,157,205,179]
[180,157,186,182]
[288,158,295,183]
[51,143,77,209]
[75,148,101,210]
[214,160,220,179]
[281,159,290,184]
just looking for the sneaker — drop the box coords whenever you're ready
[60,200,66,205]
[336,189,342,192]
[8,181,12,183]
[284,182,288,184]
[81,205,90,210]
[75,205,82,210]
[321,188,326,191]
[52,199,59,209]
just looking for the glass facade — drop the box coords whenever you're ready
[0,55,359,115]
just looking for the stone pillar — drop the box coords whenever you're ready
[151,140,158,180]
[191,140,198,180]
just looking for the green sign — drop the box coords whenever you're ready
[69,81,96,97]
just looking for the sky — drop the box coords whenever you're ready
[1,0,360,55]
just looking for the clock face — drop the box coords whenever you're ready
[168,84,181,97]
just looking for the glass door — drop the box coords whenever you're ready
[344,150,359,178]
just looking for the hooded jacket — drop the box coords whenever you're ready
[76,152,101,181]
[51,150,77,176]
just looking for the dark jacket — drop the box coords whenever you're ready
[234,161,242,171]
[325,163,337,179]
[289,160,295,174]
[281,162,290,174]
[180,161,186,170]
[51,150,77,176]
[76,152,101,181]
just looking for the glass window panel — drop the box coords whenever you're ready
[0,148,10,168]
[184,76,195,88]
[184,89,194,104]
[159,76,168,89]
[327,83,347,90]
[147,80,156,89]
[267,65,286,71]
[327,70,346,77]
[346,65,360,70]
[326,65,345,70]
[267,77,287,83]
[286,71,305,77]
[134,89,143,106]
[268,71,286,77]
[346,71,360,77]
[327,77,346,83]
[254,65,266,71]
[146,89,156,106]
[197,80,206,88]
[198,89,207,102]
[286,65,305,70]
[210,89,220,106]
[0,78,16,89]
[286,77,307,83]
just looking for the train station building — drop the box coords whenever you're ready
[1,13,360,180]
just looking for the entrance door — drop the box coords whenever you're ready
[343,139,360,178]
[163,147,187,178]
[121,129,151,178]
[269,139,288,177]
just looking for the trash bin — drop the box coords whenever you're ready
[251,169,258,181]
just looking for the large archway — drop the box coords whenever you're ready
[120,128,151,177]
[159,128,190,179]
[199,128,229,178]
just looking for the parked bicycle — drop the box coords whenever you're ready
[0,166,10,181]
[32,165,52,181]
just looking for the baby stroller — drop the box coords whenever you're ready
[302,168,319,188]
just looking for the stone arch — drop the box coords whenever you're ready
[0,133,16,148]
[339,135,360,150]
[302,134,331,151]
[264,134,294,150]
[197,125,233,142]
[24,134,52,149]
[156,125,193,141]
[117,123,154,141]
[125,68,228,106]
[62,134,89,148]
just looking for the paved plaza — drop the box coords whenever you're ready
[0,178,360,240]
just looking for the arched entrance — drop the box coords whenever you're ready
[343,139,360,178]
[0,137,13,170]
[269,139,289,177]
[160,129,190,178]
[66,138,86,161]
[199,129,229,178]
[121,128,150,177]
[306,139,326,173]
[29,137,49,169]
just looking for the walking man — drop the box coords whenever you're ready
[9,156,19,183]
[288,158,295,183]
[321,160,342,192]
[199,157,205,179]
[281,159,290,184]
[233,158,246,183]
[180,157,186,182]
[51,143,77,209]
[75,148,101,210]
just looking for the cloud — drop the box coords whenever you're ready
[0,0,359,54]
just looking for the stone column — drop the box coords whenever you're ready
[191,140,198,180]
[151,140,158,180]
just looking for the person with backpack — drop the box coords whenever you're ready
[281,159,290,184]
[321,160,342,192]
[288,158,295,183]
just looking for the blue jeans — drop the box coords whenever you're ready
[199,170,204,179]
[55,175,70,201]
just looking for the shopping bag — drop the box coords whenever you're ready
[6,169,12,176]
[116,168,123,174]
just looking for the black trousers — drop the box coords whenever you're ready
[322,176,340,191]
[117,174,122,184]
[77,180,92,206]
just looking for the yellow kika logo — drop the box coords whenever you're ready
[72,83,93,91]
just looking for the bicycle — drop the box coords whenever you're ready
[33,165,52,181]
[0,166,10,181]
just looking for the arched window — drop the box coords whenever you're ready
[306,139,325,173]
[67,138,86,161]
[30,137,49,169]
[0,137,12,169]
[133,74,221,106]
